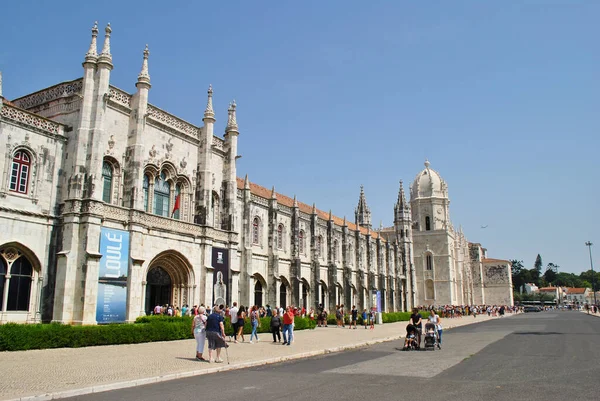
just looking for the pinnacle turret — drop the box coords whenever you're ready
[98,23,112,65]
[271,186,277,200]
[137,44,150,86]
[226,100,239,133]
[204,84,215,121]
[244,174,250,190]
[396,180,408,211]
[293,195,298,208]
[355,184,372,229]
[84,21,99,63]
[312,203,317,215]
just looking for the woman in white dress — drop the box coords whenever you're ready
[192,306,208,361]
[428,310,442,349]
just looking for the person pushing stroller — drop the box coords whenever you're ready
[403,323,419,350]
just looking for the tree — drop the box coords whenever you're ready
[510,259,526,291]
[543,263,559,285]
[534,254,543,274]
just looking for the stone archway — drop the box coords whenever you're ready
[145,251,193,314]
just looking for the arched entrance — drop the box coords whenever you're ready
[254,281,263,307]
[319,281,328,309]
[279,283,287,309]
[145,267,172,314]
[300,279,310,309]
[144,251,193,315]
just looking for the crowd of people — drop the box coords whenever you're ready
[151,301,515,362]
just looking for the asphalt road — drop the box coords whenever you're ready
[67,311,600,401]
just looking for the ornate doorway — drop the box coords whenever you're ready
[254,280,263,307]
[145,267,172,314]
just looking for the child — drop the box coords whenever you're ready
[369,308,376,330]
[362,309,368,329]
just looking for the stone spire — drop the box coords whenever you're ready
[271,186,277,200]
[312,203,317,215]
[397,180,408,210]
[226,100,238,132]
[98,23,112,64]
[355,185,372,229]
[329,210,333,221]
[204,84,215,120]
[244,174,250,190]
[293,195,298,208]
[84,21,99,63]
[137,44,150,86]
[0,71,3,98]
[343,216,347,227]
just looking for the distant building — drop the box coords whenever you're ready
[524,283,539,294]
[563,288,591,304]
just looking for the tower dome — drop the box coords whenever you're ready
[410,159,448,199]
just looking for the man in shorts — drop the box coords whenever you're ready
[205,305,228,363]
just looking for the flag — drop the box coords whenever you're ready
[171,194,180,217]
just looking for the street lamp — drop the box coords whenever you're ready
[585,241,597,306]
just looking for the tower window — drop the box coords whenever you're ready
[299,230,305,254]
[252,217,260,245]
[426,254,433,271]
[425,216,431,231]
[277,224,284,249]
[9,151,31,194]
[102,161,113,203]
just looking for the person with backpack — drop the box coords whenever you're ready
[249,305,260,343]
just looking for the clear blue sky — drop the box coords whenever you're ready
[1,1,598,274]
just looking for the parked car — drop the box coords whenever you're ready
[524,306,541,313]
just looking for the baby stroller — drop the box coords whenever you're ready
[424,322,437,351]
[402,324,419,351]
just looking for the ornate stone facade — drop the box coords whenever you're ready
[0,23,417,325]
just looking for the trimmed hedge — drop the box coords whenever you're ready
[0,315,317,352]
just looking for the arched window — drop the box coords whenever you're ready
[173,184,182,220]
[143,175,150,211]
[333,240,338,261]
[9,150,31,194]
[279,283,287,308]
[299,230,305,254]
[0,247,34,311]
[425,216,431,231]
[252,217,260,245]
[277,224,284,250]
[153,172,170,217]
[426,254,433,271]
[102,161,113,203]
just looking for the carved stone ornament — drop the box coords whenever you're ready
[106,135,115,155]
[165,138,173,159]
[149,145,157,158]
[180,157,187,169]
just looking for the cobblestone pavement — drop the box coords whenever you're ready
[0,313,512,400]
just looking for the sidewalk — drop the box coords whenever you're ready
[0,313,513,401]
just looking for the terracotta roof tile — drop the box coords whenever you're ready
[482,258,511,263]
[237,177,385,242]
[566,288,587,294]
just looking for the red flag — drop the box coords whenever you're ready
[171,194,180,217]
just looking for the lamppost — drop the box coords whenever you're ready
[585,241,597,306]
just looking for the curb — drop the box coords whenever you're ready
[5,315,506,401]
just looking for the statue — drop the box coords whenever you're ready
[214,271,226,306]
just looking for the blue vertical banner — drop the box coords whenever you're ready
[376,290,382,312]
[96,227,130,323]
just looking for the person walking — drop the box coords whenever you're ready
[236,306,246,343]
[369,308,376,330]
[229,302,239,342]
[249,305,260,343]
[282,306,294,345]
[192,306,208,361]
[350,305,358,329]
[428,309,442,349]
[205,305,228,363]
[270,311,282,342]
[362,309,368,329]
[410,308,422,348]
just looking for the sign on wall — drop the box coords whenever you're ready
[96,227,130,323]
[211,247,229,307]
